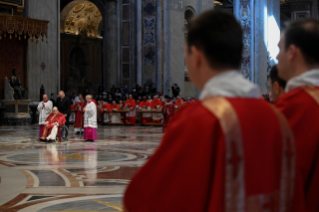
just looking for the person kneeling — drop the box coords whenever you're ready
[40,107,66,142]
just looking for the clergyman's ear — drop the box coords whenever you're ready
[288,44,297,61]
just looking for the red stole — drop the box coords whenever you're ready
[124,97,294,212]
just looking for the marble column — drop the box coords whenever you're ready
[234,0,280,94]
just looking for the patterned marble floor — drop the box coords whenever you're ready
[0,125,163,212]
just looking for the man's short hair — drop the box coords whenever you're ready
[284,19,319,65]
[187,9,243,70]
[270,66,287,89]
[51,93,54,96]
[53,107,58,110]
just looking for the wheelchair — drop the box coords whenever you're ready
[55,125,69,142]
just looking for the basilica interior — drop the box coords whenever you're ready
[0,0,318,211]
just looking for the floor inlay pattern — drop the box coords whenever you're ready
[0,125,162,212]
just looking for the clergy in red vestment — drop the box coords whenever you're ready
[74,94,87,134]
[150,95,163,123]
[125,94,137,125]
[119,100,125,110]
[174,96,184,109]
[138,96,152,123]
[124,9,295,212]
[100,101,112,124]
[40,107,66,142]
[111,100,122,123]
[162,95,175,132]
[275,19,319,212]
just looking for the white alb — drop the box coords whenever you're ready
[37,100,53,125]
[84,101,98,128]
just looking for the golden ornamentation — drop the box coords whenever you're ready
[74,4,85,13]
[62,1,102,38]
[0,15,49,43]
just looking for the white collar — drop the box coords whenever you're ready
[285,69,319,92]
[199,71,261,100]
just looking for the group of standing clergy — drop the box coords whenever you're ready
[38,93,98,142]
[122,9,319,212]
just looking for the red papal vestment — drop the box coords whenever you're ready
[125,99,136,125]
[74,101,87,132]
[124,97,295,212]
[276,86,319,212]
[41,112,66,141]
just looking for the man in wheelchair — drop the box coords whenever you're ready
[40,107,66,142]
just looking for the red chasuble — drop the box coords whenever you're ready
[275,86,319,212]
[74,101,87,129]
[124,97,295,212]
[41,112,66,140]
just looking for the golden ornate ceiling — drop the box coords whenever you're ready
[62,1,102,38]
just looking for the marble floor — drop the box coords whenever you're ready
[0,125,163,212]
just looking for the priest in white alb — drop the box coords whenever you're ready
[83,95,98,142]
[37,94,53,138]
